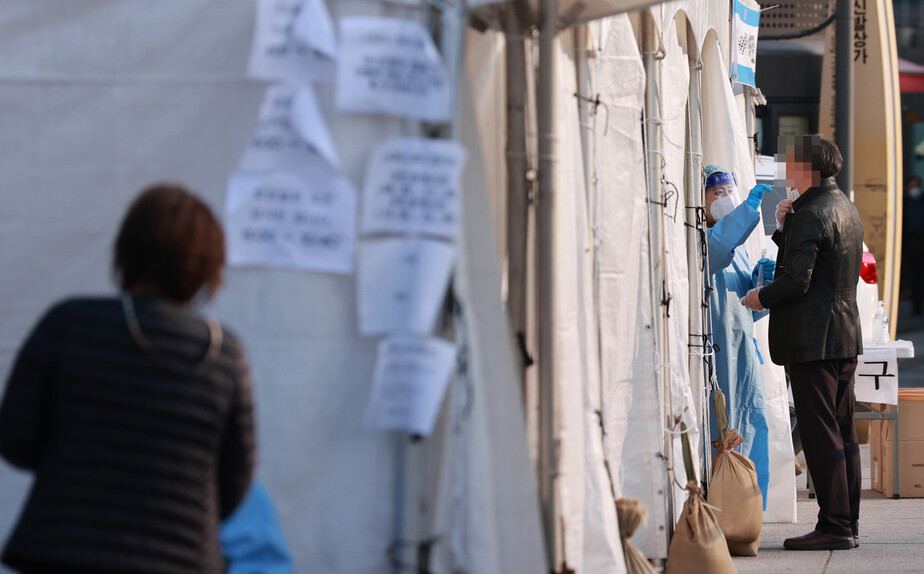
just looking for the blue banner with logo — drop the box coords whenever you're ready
[731,0,760,87]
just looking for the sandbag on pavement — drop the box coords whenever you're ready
[615,498,657,574]
[708,429,763,556]
[665,481,736,574]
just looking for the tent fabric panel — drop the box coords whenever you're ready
[426,30,548,571]
[552,29,627,572]
[660,15,700,522]
[594,14,669,560]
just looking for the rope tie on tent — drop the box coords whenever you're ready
[661,179,680,222]
[660,279,672,318]
[683,206,708,272]
[662,413,699,489]
[595,409,607,438]
[572,92,609,135]
[688,335,718,361]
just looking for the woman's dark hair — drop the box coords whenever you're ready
[785,134,843,179]
[114,184,225,304]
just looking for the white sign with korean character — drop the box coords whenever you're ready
[855,347,899,404]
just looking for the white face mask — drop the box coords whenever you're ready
[710,195,737,221]
[787,187,801,202]
[910,186,922,200]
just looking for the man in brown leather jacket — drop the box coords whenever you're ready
[741,134,863,551]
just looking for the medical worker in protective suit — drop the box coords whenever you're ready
[705,164,774,508]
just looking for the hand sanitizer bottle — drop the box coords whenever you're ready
[879,302,890,344]
[756,249,768,288]
[873,301,888,344]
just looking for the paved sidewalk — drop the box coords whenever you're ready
[732,445,924,573]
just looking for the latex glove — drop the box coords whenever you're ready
[775,199,794,230]
[746,183,770,209]
[751,258,776,286]
[740,288,764,311]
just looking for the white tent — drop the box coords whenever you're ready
[0,0,797,572]
[481,0,796,562]
[0,2,546,573]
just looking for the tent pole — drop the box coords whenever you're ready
[745,87,756,162]
[834,0,854,197]
[537,0,560,569]
[505,4,530,379]
[642,11,674,546]
[685,52,708,487]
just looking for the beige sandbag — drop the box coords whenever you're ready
[665,481,736,574]
[615,499,657,574]
[708,429,762,556]
[707,430,762,555]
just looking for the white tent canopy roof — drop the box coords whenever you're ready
[470,0,671,29]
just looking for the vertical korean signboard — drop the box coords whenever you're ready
[819,0,902,329]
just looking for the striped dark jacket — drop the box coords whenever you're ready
[0,296,255,573]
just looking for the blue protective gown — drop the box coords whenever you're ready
[221,482,294,574]
[707,201,770,509]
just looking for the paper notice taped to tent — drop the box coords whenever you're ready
[247,0,336,84]
[239,84,338,178]
[292,86,341,169]
[291,0,337,62]
[361,137,466,239]
[225,170,357,274]
[357,238,456,336]
[364,335,457,436]
[336,17,451,122]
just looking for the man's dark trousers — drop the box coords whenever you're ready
[789,357,861,538]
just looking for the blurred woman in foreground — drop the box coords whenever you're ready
[0,184,255,573]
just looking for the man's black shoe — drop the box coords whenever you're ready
[783,530,854,551]
[854,535,859,548]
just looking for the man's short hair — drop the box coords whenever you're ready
[114,183,225,304]
[778,133,843,179]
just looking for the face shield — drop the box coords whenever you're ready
[705,171,741,222]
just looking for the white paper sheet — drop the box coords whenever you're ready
[239,84,337,176]
[361,137,466,238]
[336,17,451,122]
[247,0,336,84]
[364,335,457,435]
[225,171,357,274]
[855,348,899,404]
[292,86,341,168]
[291,0,337,61]
[357,237,455,336]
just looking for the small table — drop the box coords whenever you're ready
[807,340,914,500]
